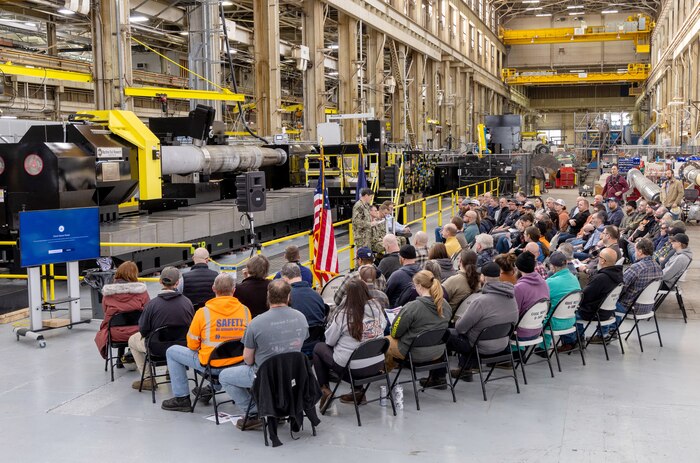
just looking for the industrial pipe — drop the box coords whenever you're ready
[627,168,660,202]
[160,145,287,176]
[680,161,700,187]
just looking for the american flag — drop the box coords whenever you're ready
[312,154,338,284]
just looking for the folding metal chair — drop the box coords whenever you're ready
[545,290,585,371]
[653,260,692,323]
[138,325,189,403]
[615,280,663,352]
[451,322,520,401]
[320,337,396,427]
[578,284,625,360]
[105,310,142,382]
[510,298,554,384]
[390,329,456,410]
[190,339,244,424]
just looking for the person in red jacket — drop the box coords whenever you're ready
[94,261,150,361]
[602,165,630,200]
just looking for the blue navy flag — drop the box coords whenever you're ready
[355,152,368,201]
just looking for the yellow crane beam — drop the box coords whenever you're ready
[501,64,650,86]
[500,15,654,53]
[124,86,244,102]
[0,62,92,83]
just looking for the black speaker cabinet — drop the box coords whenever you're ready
[235,171,266,212]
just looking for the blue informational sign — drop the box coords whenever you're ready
[19,207,100,268]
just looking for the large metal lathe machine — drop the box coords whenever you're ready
[0,107,314,286]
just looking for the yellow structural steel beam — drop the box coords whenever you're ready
[502,64,650,86]
[0,62,92,83]
[124,86,244,102]
[500,16,654,53]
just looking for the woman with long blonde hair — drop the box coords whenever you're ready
[386,270,452,388]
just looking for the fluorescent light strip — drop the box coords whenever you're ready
[536,13,552,17]
[601,10,618,14]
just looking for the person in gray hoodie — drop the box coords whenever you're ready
[661,233,692,289]
[448,262,519,378]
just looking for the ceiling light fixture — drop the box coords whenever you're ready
[567,5,584,9]
[525,7,543,11]
[601,10,618,14]
[536,13,552,17]
[522,0,540,3]
[57,8,75,15]
[221,1,234,5]
[569,12,582,15]
[130,15,149,23]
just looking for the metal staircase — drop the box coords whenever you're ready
[389,39,416,148]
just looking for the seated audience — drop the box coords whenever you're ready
[359,265,390,311]
[524,242,548,279]
[128,267,194,390]
[180,247,218,309]
[513,251,549,342]
[377,234,401,279]
[161,273,251,412]
[386,270,452,388]
[661,233,692,290]
[606,197,624,227]
[558,248,622,350]
[543,252,581,349]
[441,223,462,257]
[314,279,386,408]
[273,245,313,286]
[414,231,430,267]
[475,233,498,271]
[443,250,480,310]
[281,263,327,329]
[464,211,480,246]
[428,242,457,281]
[334,247,386,307]
[235,255,270,318]
[592,238,662,343]
[220,280,309,430]
[450,216,469,250]
[95,261,150,362]
[385,245,422,308]
[495,253,518,284]
[448,262,519,379]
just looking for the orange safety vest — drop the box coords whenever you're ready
[187,296,251,367]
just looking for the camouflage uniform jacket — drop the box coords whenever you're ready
[352,200,372,248]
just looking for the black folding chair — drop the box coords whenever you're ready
[190,339,245,424]
[578,284,625,360]
[105,310,142,382]
[545,290,585,372]
[653,260,692,323]
[243,352,320,447]
[451,323,519,401]
[138,325,189,403]
[615,280,663,352]
[302,325,326,358]
[320,337,396,427]
[390,329,456,410]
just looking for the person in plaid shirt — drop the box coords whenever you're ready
[591,238,661,344]
[524,242,548,279]
[414,231,430,267]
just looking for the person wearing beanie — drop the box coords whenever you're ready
[447,261,519,381]
[385,244,422,308]
[513,251,549,341]
[542,251,581,350]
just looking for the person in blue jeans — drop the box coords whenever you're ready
[219,280,308,431]
[590,239,661,344]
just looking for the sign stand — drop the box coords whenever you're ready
[14,261,89,348]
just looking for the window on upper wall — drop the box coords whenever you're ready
[461,16,467,45]
[485,2,491,31]
[440,0,447,29]
[477,31,483,57]
[470,23,475,54]
[485,38,489,67]
[491,44,495,68]
[451,6,458,38]
[478,0,483,21]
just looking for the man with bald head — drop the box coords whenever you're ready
[378,234,401,279]
[557,247,622,351]
[413,231,430,267]
[441,223,461,257]
[525,242,548,279]
[463,210,479,246]
[180,247,219,309]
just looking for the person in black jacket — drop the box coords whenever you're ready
[384,245,422,308]
[557,248,622,351]
[128,267,195,391]
[234,255,271,318]
[179,247,218,309]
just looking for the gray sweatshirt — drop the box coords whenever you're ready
[324,299,386,368]
[455,281,519,355]
[662,248,692,286]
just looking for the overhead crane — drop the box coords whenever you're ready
[499,15,654,53]
[501,64,650,86]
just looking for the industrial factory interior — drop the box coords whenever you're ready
[1,0,699,460]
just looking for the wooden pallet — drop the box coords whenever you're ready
[0,308,29,325]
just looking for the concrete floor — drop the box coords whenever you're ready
[1,189,699,461]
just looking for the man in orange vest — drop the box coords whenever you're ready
[162,273,251,412]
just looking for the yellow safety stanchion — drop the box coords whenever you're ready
[422,199,427,232]
[437,196,443,227]
[348,222,355,270]
[49,264,55,301]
